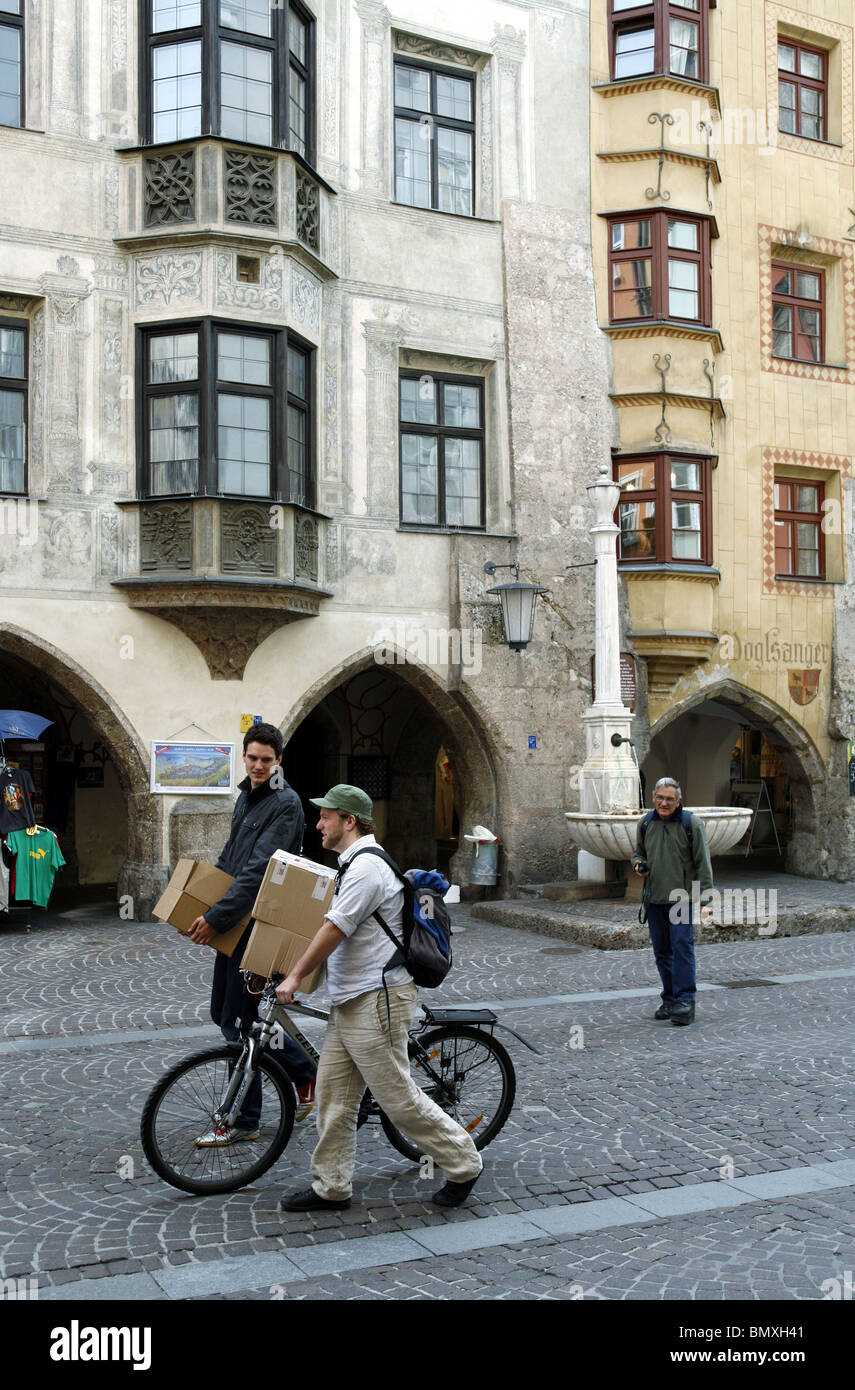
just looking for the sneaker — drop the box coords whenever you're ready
[194,1125,260,1147]
[295,1079,316,1123]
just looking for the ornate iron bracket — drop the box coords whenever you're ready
[653,352,672,444]
[703,358,716,450]
[698,121,714,211]
[646,112,675,202]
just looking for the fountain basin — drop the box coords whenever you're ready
[564,807,752,860]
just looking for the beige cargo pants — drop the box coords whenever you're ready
[310,981,483,1200]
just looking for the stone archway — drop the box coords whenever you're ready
[0,624,167,917]
[280,646,503,885]
[645,677,824,876]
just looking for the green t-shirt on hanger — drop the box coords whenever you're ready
[7,828,66,908]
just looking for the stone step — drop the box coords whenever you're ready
[515,881,626,902]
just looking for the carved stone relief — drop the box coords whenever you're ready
[140,503,193,571]
[215,250,285,313]
[48,288,88,493]
[225,149,276,226]
[43,509,92,579]
[362,320,403,516]
[294,514,318,581]
[392,30,483,69]
[291,266,321,331]
[220,505,277,575]
[295,168,320,252]
[99,510,120,577]
[134,252,203,310]
[144,151,196,226]
[29,305,46,493]
[357,1,391,193]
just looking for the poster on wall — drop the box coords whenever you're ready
[150,742,235,796]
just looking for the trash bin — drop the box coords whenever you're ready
[465,825,500,886]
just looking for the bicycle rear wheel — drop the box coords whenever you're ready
[380,1024,516,1163]
[140,1044,295,1195]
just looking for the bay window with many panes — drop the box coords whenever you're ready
[615,453,712,565]
[610,1,711,85]
[0,0,23,128]
[142,0,314,157]
[394,60,475,216]
[138,320,313,505]
[608,211,711,325]
[0,319,26,494]
[774,479,825,579]
[399,372,484,528]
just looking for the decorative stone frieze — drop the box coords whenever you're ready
[221,505,277,575]
[295,514,319,581]
[134,252,203,310]
[140,503,193,571]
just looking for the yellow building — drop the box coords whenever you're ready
[591,0,855,878]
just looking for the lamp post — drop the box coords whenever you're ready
[484,561,547,651]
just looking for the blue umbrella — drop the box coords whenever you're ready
[0,710,54,741]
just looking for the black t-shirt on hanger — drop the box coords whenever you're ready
[0,766,36,835]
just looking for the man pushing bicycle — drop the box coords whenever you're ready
[275,784,483,1212]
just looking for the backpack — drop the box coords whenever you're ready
[336,846,453,988]
[639,807,694,855]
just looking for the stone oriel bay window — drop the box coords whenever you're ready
[774,477,825,579]
[0,0,23,129]
[393,57,475,216]
[771,262,824,363]
[136,318,313,506]
[607,210,713,326]
[141,0,315,159]
[615,452,712,565]
[0,316,27,495]
[398,371,485,529]
[609,0,712,85]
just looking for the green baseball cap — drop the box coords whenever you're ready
[310,783,374,818]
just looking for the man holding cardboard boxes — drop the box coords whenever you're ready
[187,723,317,1141]
[275,784,483,1212]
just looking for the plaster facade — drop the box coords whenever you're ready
[0,1,613,914]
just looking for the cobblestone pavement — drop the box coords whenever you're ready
[1,903,854,1305]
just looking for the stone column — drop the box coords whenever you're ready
[491,25,526,203]
[362,320,403,517]
[578,465,638,880]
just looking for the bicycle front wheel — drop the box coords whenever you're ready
[140,1044,295,1195]
[380,1025,516,1163]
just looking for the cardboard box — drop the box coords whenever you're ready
[242,850,338,992]
[153,857,250,956]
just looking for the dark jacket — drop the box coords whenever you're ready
[633,806,713,907]
[205,775,304,932]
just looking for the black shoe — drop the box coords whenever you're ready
[432,1171,482,1208]
[279,1186,351,1212]
[654,1003,673,1020]
[671,1000,695,1026]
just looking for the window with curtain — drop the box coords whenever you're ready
[610,1,709,85]
[608,210,711,325]
[139,320,313,504]
[778,38,827,142]
[0,318,27,495]
[774,479,825,578]
[616,454,712,564]
[143,0,315,158]
[771,263,824,363]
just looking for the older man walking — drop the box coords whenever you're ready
[632,777,713,1027]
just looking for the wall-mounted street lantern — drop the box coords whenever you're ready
[484,561,548,652]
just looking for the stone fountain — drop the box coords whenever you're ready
[565,463,751,880]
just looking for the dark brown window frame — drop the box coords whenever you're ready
[140,0,316,161]
[771,260,825,364]
[136,316,314,506]
[398,369,486,530]
[0,0,24,130]
[614,452,713,566]
[606,209,713,326]
[0,314,28,497]
[609,0,712,86]
[777,35,827,143]
[393,56,477,217]
[774,476,826,579]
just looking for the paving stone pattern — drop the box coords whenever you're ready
[0,904,853,1299]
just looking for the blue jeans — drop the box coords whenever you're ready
[647,901,696,1004]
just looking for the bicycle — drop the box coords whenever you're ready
[140,974,538,1196]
